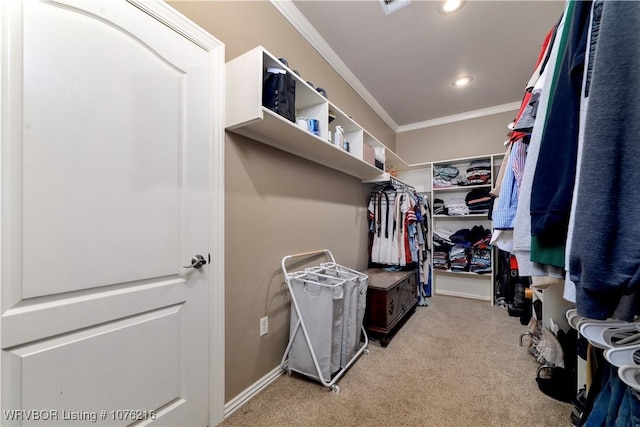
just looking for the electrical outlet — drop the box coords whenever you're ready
[259,316,268,336]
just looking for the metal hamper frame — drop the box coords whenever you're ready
[280,249,369,393]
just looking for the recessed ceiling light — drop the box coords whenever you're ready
[452,75,473,87]
[439,0,464,14]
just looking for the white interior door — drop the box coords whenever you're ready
[1,0,225,425]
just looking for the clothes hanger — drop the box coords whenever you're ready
[578,319,632,349]
[604,343,640,367]
[370,183,387,193]
[565,308,583,330]
[600,324,640,349]
[618,365,640,392]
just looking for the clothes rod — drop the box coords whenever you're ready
[389,176,415,191]
[363,173,415,190]
[373,177,415,191]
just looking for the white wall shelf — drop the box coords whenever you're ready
[225,46,410,182]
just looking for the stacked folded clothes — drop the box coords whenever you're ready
[470,225,492,274]
[434,165,459,180]
[433,165,467,187]
[470,225,492,247]
[435,226,492,273]
[434,159,492,188]
[433,198,447,215]
[446,197,470,216]
[432,242,450,270]
[449,228,472,272]
[470,247,492,274]
[450,228,472,247]
[433,228,453,270]
[465,188,493,215]
[449,244,470,272]
[466,159,491,185]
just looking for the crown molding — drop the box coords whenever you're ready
[270,0,399,131]
[396,101,522,133]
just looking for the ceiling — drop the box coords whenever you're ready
[287,0,565,131]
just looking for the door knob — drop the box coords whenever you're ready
[183,254,207,269]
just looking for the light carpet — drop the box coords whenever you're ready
[221,295,573,427]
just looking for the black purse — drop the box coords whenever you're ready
[262,69,296,123]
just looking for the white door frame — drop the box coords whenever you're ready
[127,3,226,425]
[0,0,226,425]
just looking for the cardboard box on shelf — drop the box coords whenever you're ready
[363,144,375,166]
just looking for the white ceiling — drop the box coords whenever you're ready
[286,0,565,131]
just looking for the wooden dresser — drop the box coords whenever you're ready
[363,268,419,347]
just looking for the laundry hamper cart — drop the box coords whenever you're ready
[281,250,369,393]
[307,262,368,368]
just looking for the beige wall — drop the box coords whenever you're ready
[396,110,518,164]
[224,135,370,400]
[168,1,393,402]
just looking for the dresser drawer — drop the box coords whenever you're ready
[399,273,418,313]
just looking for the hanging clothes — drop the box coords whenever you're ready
[509,0,640,408]
[490,20,558,254]
[490,1,640,423]
[493,137,528,230]
[368,186,397,265]
[529,0,592,268]
[563,0,602,304]
[569,0,640,321]
[368,183,424,268]
[416,195,432,303]
[512,5,569,278]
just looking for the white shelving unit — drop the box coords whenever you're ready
[225,46,408,182]
[431,154,503,302]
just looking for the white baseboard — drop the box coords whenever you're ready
[224,366,284,419]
